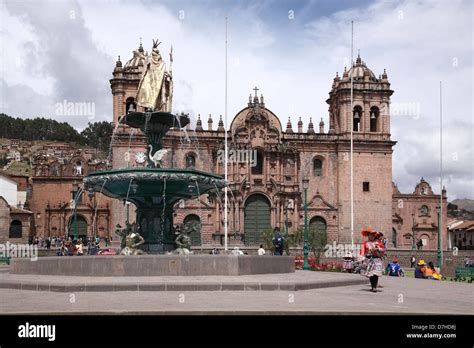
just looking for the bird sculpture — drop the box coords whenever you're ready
[148,145,168,168]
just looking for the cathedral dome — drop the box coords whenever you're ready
[124,43,146,71]
[347,54,376,80]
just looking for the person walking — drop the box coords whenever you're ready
[360,228,385,293]
[258,244,266,256]
[272,227,284,256]
[410,255,416,268]
[464,256,471,268]
[75,239,84,256]
[343,251,354,273]
[416,239,423,250]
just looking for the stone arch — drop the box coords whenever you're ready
[9,220,22,238]
[251,149,264,175]
[419,233,431,249]
[67,215,88,239]
[309,216,327,237]
[353,105,363,132]
[244,193,271,245]
[312,155,326,177]
[392,227,397,248]
[126,96,137,113]
[185,152,196,168]
[369,106,380,132]
[183,214,201,246]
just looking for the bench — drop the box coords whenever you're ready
[0,256,10,265]
[455,267,474,282]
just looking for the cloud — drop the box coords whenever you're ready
[0,0,472,199]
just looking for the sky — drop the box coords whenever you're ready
[0,0,472,200]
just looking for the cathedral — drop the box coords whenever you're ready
[107,42,448,249]
[2,42,447,251]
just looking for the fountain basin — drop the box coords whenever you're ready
[84,168,226,252]
[84,167,225,204]
[9,255,295,276]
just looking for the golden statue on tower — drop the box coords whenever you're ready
[136,39,173,112]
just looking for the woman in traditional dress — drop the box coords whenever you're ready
[360,228,385,292]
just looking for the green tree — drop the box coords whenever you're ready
[0,114,83,143]
[262,227,276,254]
[80,121,113,153]
[288,227,328,264]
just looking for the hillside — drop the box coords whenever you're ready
[451,199,474,213]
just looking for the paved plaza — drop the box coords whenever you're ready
[0,271,471,315]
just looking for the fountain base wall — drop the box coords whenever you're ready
[10,255,295,277]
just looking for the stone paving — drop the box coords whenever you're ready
[0,273,472,315]
[0,270,366,292]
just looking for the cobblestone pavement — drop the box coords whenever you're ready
[0,274,472,314]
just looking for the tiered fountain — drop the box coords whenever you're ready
[9,39,294,276]
[83,111,226,253]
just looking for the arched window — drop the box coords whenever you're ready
[68,215,88,238]
[50,164,60,176]
[126,97,137,113]
[74,161,83,176]
[419,205,429,216]
[370,106,379,132]
[251,151,264,175]
[9,220,22,238]
[309,216,327,244]
[284,157,293,175]
[183,214,201,246]
[353,106,362,132]
[313,158,322,176]
[185,153,196,168]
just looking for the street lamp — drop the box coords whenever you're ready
[436,206,441,268]
[302,177,309,270]
[88,188,95,238]
[411,213,416,251]
[72,181,78,241]
[284,198,289,240]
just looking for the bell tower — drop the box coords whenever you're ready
[109,41,149,229]
[326,54,393,138]
[326,53,396,243]
[110,41,147,126]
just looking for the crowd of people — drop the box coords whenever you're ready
[340,228,445,291]
[414,259,442,280]
[28,235,112,256]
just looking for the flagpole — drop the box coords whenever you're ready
[350,20,354,250]
[439,81,443,266]
[224,15,229,252]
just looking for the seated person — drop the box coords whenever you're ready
[426,261,442,280]
[387,258,402,276]
[414,259,427,279]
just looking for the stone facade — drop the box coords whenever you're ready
[392,179,448,250]
[28,150,112,238]
[0,46,449,250]
[0,196,32,244]
[108,45,444,248]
